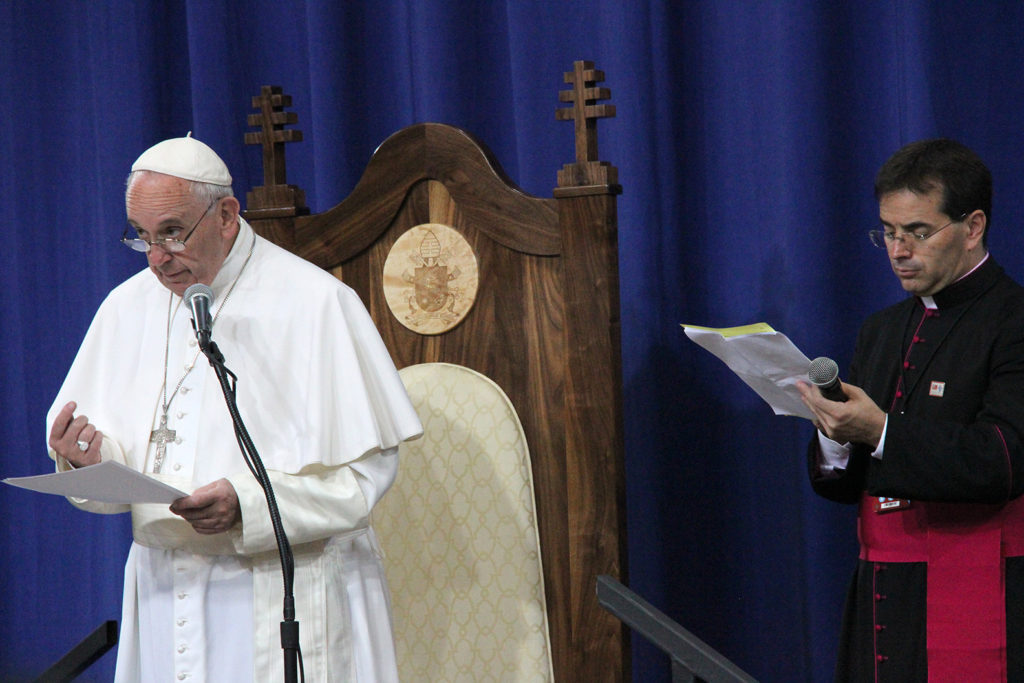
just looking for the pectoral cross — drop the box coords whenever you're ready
[150,413,176,474]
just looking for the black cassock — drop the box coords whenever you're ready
[809,257,1024,682]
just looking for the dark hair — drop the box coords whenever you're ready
[874,138,992,242]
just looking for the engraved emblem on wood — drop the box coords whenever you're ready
[383,223,478,335]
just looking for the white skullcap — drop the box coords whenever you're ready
[130,132,232,186]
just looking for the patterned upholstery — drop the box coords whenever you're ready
[374,362,554,681]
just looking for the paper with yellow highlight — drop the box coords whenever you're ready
[681,322,815,420]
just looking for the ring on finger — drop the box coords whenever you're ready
[76,440,90,452]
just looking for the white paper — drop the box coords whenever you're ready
[3,460,188,504]
[682,322,816,420]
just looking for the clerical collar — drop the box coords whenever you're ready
[919,253,999,310]
[206,216,257,299]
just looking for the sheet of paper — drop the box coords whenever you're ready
[3,460,188,504]
[682,322,816,420]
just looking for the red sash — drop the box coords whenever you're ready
[859,494,1024,681]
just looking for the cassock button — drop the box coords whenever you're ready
[178,644,187,653]
[177,592,188,600]
[895,390,903,398]
[875,624,886,631]
[177,618,187,627]
[173,463,182,471]
[876,655,888,663]
[874,593,887,601]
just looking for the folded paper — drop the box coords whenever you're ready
[682,322,815,420]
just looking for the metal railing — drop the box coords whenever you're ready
[35,620,118,682]
[597,575,757,683]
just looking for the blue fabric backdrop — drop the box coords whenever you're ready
[5,1,1024,681]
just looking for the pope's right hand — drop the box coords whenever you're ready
[49,401,102,468]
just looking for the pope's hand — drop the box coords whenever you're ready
[48,401,102,468]
[170,478,241,535]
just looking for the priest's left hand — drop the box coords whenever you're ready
[797,379,887,449]
[170,478,241,535]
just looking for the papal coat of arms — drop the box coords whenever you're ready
[383,223,478,335]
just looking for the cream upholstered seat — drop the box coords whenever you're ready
[373,362,553,682]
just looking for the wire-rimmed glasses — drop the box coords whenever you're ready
[868,213,967,249]
[120,198,218,253]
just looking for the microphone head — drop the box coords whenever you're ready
[808,356,839,387]
[183,283,214,306]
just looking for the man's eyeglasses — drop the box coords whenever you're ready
[121,199,219,253]
[868,213,968,250]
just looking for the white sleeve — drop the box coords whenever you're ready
[350,446,399,509]
[816,431,852,476]
[229,447,399,555]
[815,414,888,476]
[51,436,132,515]
[870,416,888,459]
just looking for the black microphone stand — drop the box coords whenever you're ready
[196,327,302,683]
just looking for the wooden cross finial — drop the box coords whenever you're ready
[242,86,308,238]
[245,85,303,187]
[555,61,618,189]
[556,61,615,163]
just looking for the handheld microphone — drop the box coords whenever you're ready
[808,356,848,402]
[183,283,214,350]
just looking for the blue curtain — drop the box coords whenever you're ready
[5,1,1024,680]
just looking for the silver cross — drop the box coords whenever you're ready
[150,413,176,473]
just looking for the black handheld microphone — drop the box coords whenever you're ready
[183,283,214,351]
[808,356,848,402]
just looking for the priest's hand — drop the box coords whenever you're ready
[48,401,103,468]
[797,380,886,449]
[170,478,241,535]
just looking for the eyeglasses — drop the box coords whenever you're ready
[121,199,218,253]
[868,213,967,250]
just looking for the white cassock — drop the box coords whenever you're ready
[47,217,423,682]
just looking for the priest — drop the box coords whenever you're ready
[798,139,1024,682]
[46,135,422,682]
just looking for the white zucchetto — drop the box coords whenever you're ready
[130,132,232,186]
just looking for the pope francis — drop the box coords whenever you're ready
[46,135,422,682]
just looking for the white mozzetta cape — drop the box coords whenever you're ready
[47,218,422,681]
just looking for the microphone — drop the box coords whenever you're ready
[808,356,848,402]
[183,283,214,350]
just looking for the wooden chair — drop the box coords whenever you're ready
[241,61,628,681]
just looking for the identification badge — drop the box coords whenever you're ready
[874,496,911,513]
